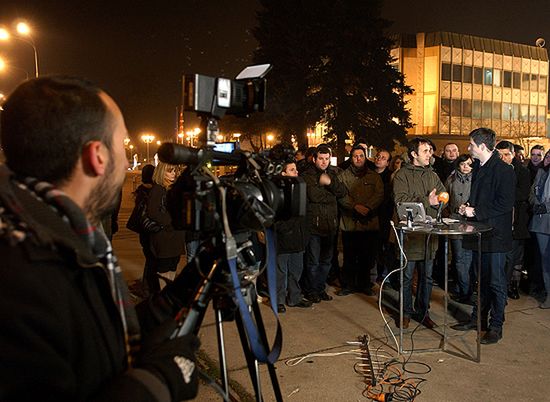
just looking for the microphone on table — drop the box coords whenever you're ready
[436,192,449,223]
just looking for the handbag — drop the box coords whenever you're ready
[126,197,162,233]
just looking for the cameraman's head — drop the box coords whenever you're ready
[1,76,129,223]
[314,145,332,171]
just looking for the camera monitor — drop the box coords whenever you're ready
[396,202,427,223]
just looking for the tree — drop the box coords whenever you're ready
[252,0,413,160]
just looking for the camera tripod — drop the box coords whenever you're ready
[173,244,283,402]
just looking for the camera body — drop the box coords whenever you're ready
[163,145,306,237]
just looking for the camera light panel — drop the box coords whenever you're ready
[217,78,231,108]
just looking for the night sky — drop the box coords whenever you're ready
[1,0,550,146]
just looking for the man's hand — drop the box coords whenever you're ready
[458,203,475,218]
[428,188,438,206]
[354,204,370,216]
[137,320,200,401]
[319,173,331,186]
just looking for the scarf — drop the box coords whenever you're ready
[15,177,141,366]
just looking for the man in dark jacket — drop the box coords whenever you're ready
[453,128,515,345]
[336,146,384,296]
[0,77,198,401]
[274,160,312,312]
[301,145,347,303]
[495,141,531,299]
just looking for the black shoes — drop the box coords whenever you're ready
[480,329,502,344]
[451,320,488,332]
[507,288,520,300]
[319,291,333,301]
[277,304,286,313]
[288,298,313,308]
[336,288,354,296]
[451,321,477,331]
[305,293,321,303]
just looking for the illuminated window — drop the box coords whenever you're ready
[474,67,483,84]
[484,68,493,85]
[521,73,530,91]
[530,74,538,92]
[503,71,512,87]
[512,104,520,120]
[441,98,450,116]
[521,104,529,121]
[512,72,521,89]
[473,101,482,118]
[482,101,492,118]
[538,105,546,122]
[539,76,547,92]
[452,64,462,82]
[451,99,462,116]
[493,69,501,87]
[529,105,537,122]
[493,102,501,119]
[462,100,472,117]
[463,66,473,83]
[442,63,451,81]
[502,103,512,120]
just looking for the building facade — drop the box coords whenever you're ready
[391,32,549,150]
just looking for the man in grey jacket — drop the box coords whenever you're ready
[393,137,446,329]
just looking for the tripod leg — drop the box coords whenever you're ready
[235,313,263,401]
[215,308,230,400]
[251,299,283,402]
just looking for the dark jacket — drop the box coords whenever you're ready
[302,164,347,236]
[338,165,384,232]
[465,152,515,253]
[147,183,185,258]
[512,158,531,240]
[275,216,308,254]
[0,169,174,402]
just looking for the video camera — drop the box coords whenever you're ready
[160,64,306,236]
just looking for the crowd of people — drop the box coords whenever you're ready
[128,129,550,347]
[2,75,550,400]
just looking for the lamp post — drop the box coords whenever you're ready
[0,21,39,77]
[141,133,155,163]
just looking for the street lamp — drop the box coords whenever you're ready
[141,133,155,163]
[0,56,29,80]
[0,21,39,77]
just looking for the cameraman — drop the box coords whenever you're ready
[0,77,198,401]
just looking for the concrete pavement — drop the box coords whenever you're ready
[114,172,550,401]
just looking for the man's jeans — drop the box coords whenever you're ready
[303,234,335,295]
[535,233,550,297]
[403,260,434,318]
[451,238,473,297]
[471,251,507,330]
[276,251,305,305]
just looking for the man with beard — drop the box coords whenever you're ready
[336,146,384,296]
[0,77,198,401]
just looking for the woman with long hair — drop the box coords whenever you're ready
[145,162,185,293]
[529,149,550,309]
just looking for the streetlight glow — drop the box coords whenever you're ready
[0,57,5,71]
[15,22,31,36]
[267,134,274,142]
[141,133,155,163]
[0,20,39,77]
[0,28,10,41]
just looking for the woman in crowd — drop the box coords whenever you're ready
[132,164,156,295]
[146,162,185,292]
[445,154,474,304]
[529,149,550,309]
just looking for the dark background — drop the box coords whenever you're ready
[1,0,549,143]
